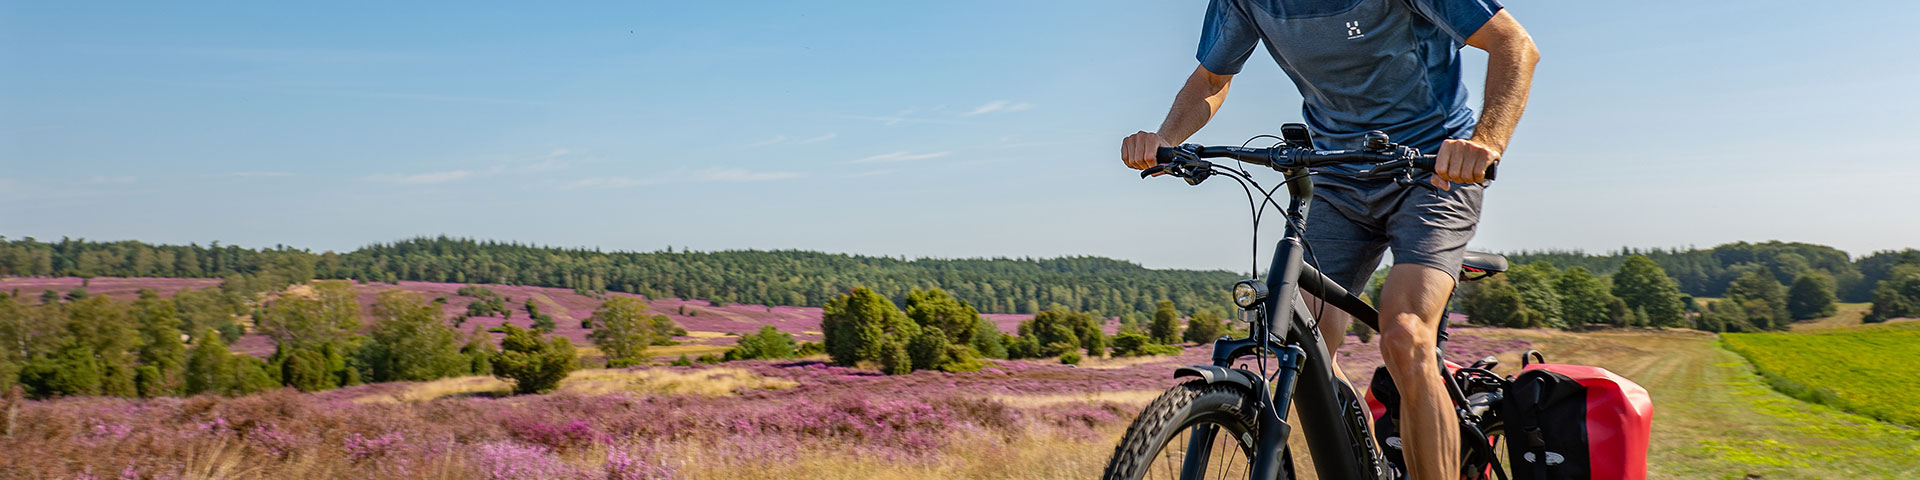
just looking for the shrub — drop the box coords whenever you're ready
[694,354,722,364]
[725,326,798,361]
[797,341,826,356]
[670,355,694,367]
[490,324,579,395]
[362,291,467,383]
[879,340,911,375]
[1111,332,1181,357]
[1787,272,1838,320]
[1183,308,1226,344]
[906,328,950,371]
[588,297,658,368]
[822,287,917,366]
[1149,300,1180,344]
[1059,351,1083,365]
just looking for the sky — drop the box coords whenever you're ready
[3,0,1918,272]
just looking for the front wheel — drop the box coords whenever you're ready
[1102,380,1290,480]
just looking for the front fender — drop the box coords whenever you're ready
[1174,365,1262,391]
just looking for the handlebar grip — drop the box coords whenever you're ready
[1410,157,1499,182]
[1154,146,1182,165]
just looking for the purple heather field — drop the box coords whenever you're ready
[0,276,1532,478]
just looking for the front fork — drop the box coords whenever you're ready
[1178,337,1304,480]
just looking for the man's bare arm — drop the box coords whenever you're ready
[1122,65,1234,170]
[1433,9,1538,186]
[1465,10,1538,153]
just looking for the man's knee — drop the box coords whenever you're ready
[1378,313,1436,375]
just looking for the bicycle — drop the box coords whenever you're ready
[1101,124,1514,480]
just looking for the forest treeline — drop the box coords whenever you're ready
[1507,241,1920,303]
[5,236,1920,323]
[0,236,1241,318]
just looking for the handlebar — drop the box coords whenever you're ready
[1143,143,1496,182]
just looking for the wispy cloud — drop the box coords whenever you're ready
[559,167,801,190]
[745,135,790,148]
[90,176,136,184]
[561,177,668,190]
[230,171,294,178]
[698,168,801,182]
[361,170,474,184]
[855,169,897,177]
[853,151,952,164]
[964,100,1033,116]
[798,132,838,144]
[844,109,963,126]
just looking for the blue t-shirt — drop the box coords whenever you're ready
[1198,0,1503,154]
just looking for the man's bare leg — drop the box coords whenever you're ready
[1377,264,1460,480]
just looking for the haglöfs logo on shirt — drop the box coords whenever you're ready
[1346,20,1365,39]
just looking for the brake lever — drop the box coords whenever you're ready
[1139,165,1168,178]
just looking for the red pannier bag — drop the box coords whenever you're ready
[1503,364,1654,480]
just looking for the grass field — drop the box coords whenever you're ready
[1723,321,1920,429]
[1474,328,1920,479]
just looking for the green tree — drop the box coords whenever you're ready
[906,328,949,371]
[878,340,911,375]
[19,341,101,398]
[1112,332,1181,357]
[490,324,578,394]
[968,317,1007,359]
[460,326,496,375]
[362,291,467,382]
[275,347,334,392]
[1554,266,1616,327]
[1611,256,1686,327]
[133,291,187,396]
[1786,272,1838,320]
[822,287,916,366]
[905,288,980,342]
[725,325,798,361]
[1726,268,1790,329]
[1868,265,1920,323]
[1183,308,1226,344]
[256,280,360,352]
[586,296,658,368]
[1020,308,1105,357]
[1462,276,1535,328]
[1508,262,1567,328]
[1149,300,1180,344]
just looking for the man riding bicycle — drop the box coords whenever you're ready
[1120,1,1537,478]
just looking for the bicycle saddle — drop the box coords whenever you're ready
[1460,251,1508,281]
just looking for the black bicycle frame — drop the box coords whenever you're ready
[1183,170,1393,480]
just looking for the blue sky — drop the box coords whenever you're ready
[4,0,1917,271]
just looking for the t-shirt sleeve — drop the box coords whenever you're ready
[1196,0,1260,75]
[1404,0,1504,45]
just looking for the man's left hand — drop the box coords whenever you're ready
[1430,138,1499,190]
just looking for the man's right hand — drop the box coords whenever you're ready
[1121,131,1171,170]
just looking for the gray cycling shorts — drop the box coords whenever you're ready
[1301,178,1485,292]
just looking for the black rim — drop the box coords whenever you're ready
[1139,412,1255,480]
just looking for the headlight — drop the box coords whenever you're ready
[1232,280,1267,309]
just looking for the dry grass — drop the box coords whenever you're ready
[646,343,734,359]
[353,376,512,404]
[989,390,1163,409]
[353,367,797,403]
[557,367,797,397]
[1075,354,1174,370]
[683,330,732,339]
[179,440,262,480]
[664,424,1128,480]
[1787,302,1873,331]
